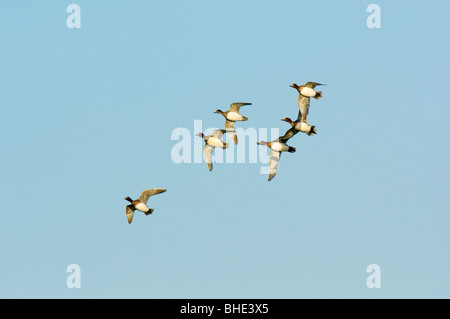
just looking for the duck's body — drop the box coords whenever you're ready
[215,102,251,144]
[291,82,325,99]
[298,86,318,98]
[125,197,152,213]
[197,130,228,149]
[134,201,151,213]
[197,129,228,171]
[282,117,317,136]
[124,188,167,224]
[259,140,295,153]
[205,135,227,148]
[219,110,247,122]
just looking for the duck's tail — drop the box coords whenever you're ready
[288,146,296,153]
[307,126,317,136]
[313,91,323,100]
[144,209,154,216]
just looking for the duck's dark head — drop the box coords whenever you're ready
[214,109,224,114]
[290,83,299,89]
[257,141,268,146]
[308,126,317,136]
[282,117,294,125]
[124,197,133,203]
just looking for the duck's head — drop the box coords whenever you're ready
[214,109,224,114]
[196,132,205,139]
[290,83,299,89]
[257,141,268,146]
[282,117,294,125]
[124,197,133,203]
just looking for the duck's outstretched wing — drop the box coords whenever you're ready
[305,82,325,88]
[268,150,282,182]
[212,129,227,139]
[279,127,299,143]
[139,188,167,204]
[297,95,310,122]
[126,205,136,224]
[229,102,251,112]
[225,120,237,144]
[203,144,214,171]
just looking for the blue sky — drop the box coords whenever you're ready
[0,0,449,298]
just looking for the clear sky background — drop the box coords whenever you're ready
[0,0,449,298]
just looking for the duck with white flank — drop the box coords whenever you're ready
[197,129,228,171]
[257,128,297,182]
[281,116,317,136]
[290,82,326,122]
[124,188,167,224]
[214,102,251,144]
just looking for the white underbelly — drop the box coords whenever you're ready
[226,111,243,121]
[300,87,316,97]
[296,122,311,132]
[135,203,149,212]
[208,137,225,148]
[271,142,288,152]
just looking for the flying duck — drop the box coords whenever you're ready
[282,117,317,136]
[214,102,252,144]
[196,129,228,171]
[124,188,167,224]
[290,82,326,122]
[257,128,296,181]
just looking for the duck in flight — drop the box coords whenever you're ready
[281,116,317,136]
[197,129,228,171]
[290,82,326,122]
[124,188,167,224]
[214,102,251,144]
[257,128,297,181]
